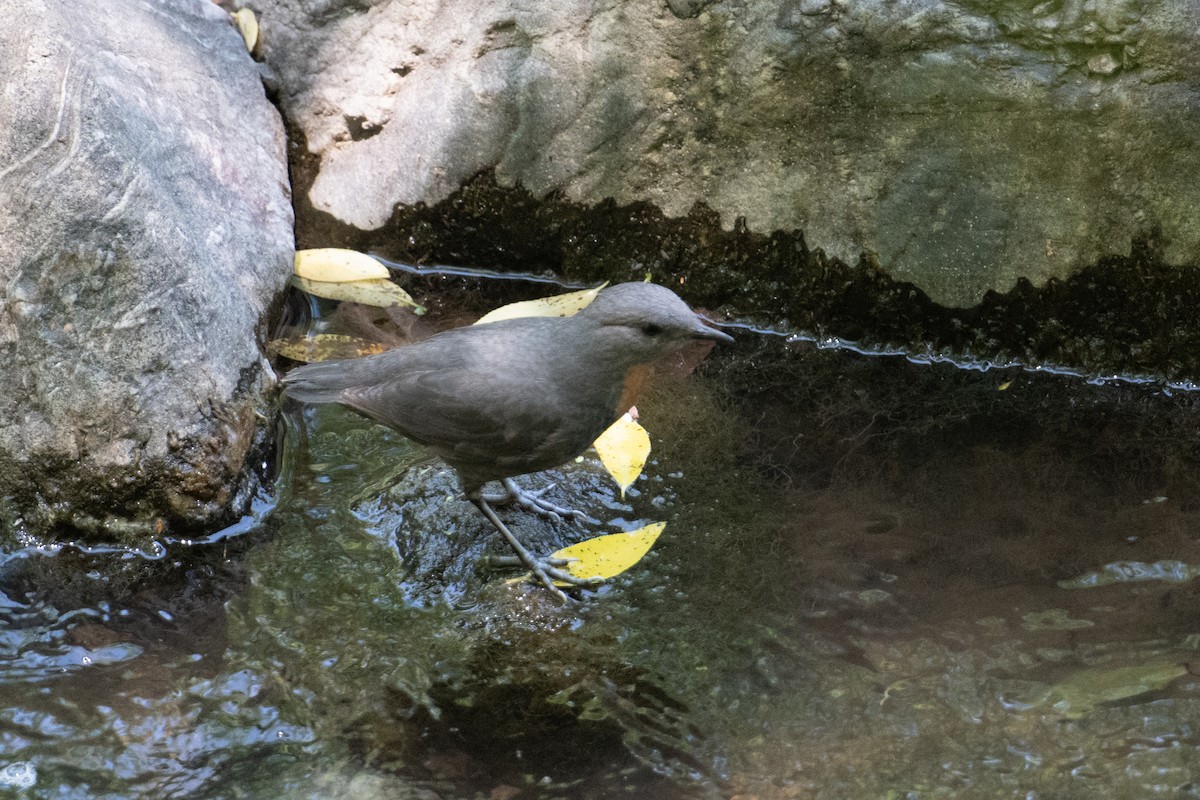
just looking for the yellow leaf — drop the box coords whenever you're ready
[507,522,667,587]
[291,275,424,313]
[550,523,665,584]
[231,8,258,53]
[998,380,1013,391]
[294,248,390,283]
[1047,659,1188,719]
[474,283,608,325]
[267,334,387,363]
[593,411,650,498]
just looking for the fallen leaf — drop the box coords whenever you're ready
[268,334,387,362]
[474,283,607,325]
[291,275,424,313]
[1047,659,1188,719]
[294,248,390,283]
[509,522,666,587]
[231,8,258,53]
[550,522,665,584]
[593,411,650,497]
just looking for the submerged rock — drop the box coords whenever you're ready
[0,0,294,543]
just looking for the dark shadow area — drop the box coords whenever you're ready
[289,157,1200,386]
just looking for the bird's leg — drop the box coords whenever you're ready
[469,496,601,600]
[480,477,594,523]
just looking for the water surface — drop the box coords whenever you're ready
[4,330,1200,799]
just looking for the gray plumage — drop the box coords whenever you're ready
[282,281,733,597]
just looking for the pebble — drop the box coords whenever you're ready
[0,762,36,789]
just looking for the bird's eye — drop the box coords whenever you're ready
[640,323,664,336]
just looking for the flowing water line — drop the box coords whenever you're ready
[377,257,1200,395]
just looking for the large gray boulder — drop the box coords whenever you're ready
[258,0,1200,306]
[0,0,294,542]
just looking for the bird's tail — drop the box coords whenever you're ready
[281,359,359,404]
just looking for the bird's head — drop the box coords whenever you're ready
[575,282,734,367]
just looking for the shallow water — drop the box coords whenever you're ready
[5,329,1200,799]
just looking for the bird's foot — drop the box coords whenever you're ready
[482,478,595,523]
[472,497,604,602]
[491,553,605,596]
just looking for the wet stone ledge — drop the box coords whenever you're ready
[295,171,1200,387]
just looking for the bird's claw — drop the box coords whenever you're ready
[519,484,552,501]
[542,566,604,588]
[490,554,600,585]
[490,553,576,568]
[483,478,595,523]
[527,559,605,599]
[488,553,602,599]
[470,495,601,604]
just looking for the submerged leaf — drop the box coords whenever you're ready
[593,410,651,497]
[1047,659,1188,719]
[291,275,424,312]
[294,248,390,283]
[268,334,387,363]
[474,283,607,325]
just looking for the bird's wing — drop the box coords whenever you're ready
[339,368,513,444]
[337,366,606,478]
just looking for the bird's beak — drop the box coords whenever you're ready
[691,317,735,344]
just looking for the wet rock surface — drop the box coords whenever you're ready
[0,0,294,543]
[262,0,1200,304]
[301,172,1200,387]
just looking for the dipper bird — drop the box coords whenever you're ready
[282,281,733,598]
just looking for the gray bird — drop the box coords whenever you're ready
[282,281,733,598]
